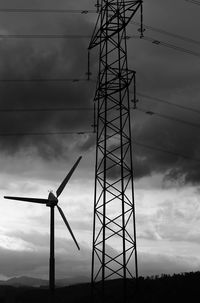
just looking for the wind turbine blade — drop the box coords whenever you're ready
[57,205,80,250]
[56,156,82,198]
[4,196,48,204]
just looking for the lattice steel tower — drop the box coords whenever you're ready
[89,1,143,301]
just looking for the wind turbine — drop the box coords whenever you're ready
[4,156,82,292]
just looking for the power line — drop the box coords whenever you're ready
[132,21,200,46]
[135,107,200,130]
[0,34,91,39]
[136,92,200,115]
[0,128,198,164]
[114,135,200,163]
[0,130,94,136]
[0,7,198,47]
[0,125,198,164]
[0,32,199,59]
[129,35,200,58]
[133,140,200,163]
[0,92,198,116]
[0,78,90,82]
[185,0,200,5]
[3,104,200,140]
[0,8,198,60]
[1,92,199,114]
[0,107,93,113]
[0,8,96,13]
[0,32,198,59]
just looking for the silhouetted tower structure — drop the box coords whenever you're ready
[89,0,143,301]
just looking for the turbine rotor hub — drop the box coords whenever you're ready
[46,191,58,207]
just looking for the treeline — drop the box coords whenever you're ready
[135,271,200,303]
[0,271,199,302]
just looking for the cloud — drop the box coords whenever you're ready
[0,230,92,279]
[0,0,200,284]
[136,187,200,245]
[1,223,200,280]
[0,0,200,187]
[131,95,200,184]
[125,1,200,184]
[0,7,95,159]
[138,252,199,277]
[0,244,197,280]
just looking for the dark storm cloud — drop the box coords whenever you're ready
[0,1,95,158]
[126,0,200,184]
[89,0,200,185]
[77,134,96,152]
[132,112,200,183]
[1,0,200,185]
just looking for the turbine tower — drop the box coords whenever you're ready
[4,156,82,293]
[89,1,143,301]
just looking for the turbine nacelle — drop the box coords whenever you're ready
[46,191,58,207]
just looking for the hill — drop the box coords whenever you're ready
[0,275,89,287]
[0,271,199,302]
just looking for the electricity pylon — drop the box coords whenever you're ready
[89,1,143,302]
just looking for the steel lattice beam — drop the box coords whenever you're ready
[90,1,143,302]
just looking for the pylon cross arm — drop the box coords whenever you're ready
[89,1,143,49]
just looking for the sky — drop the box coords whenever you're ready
[0,0,200,282]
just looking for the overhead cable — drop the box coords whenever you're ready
[185,0,200,5]
[0,32,199,59]
[1,8,198,46]
[0,34,91,39]
[136,92,200,115]
[0,130,94,136]
[133,140,200,163]
[0,78,90,82]
[132,21,200,46]
[0,7,198,47]
[0,107,93,113]
[0,129,199,164]
[129,35,200,58]
[1,92,199,115]
[114,135,200,163]
[0,8,96,13]
[0,127,199,164]
[135,107,200,129]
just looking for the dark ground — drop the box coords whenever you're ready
[0,271,199,302]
